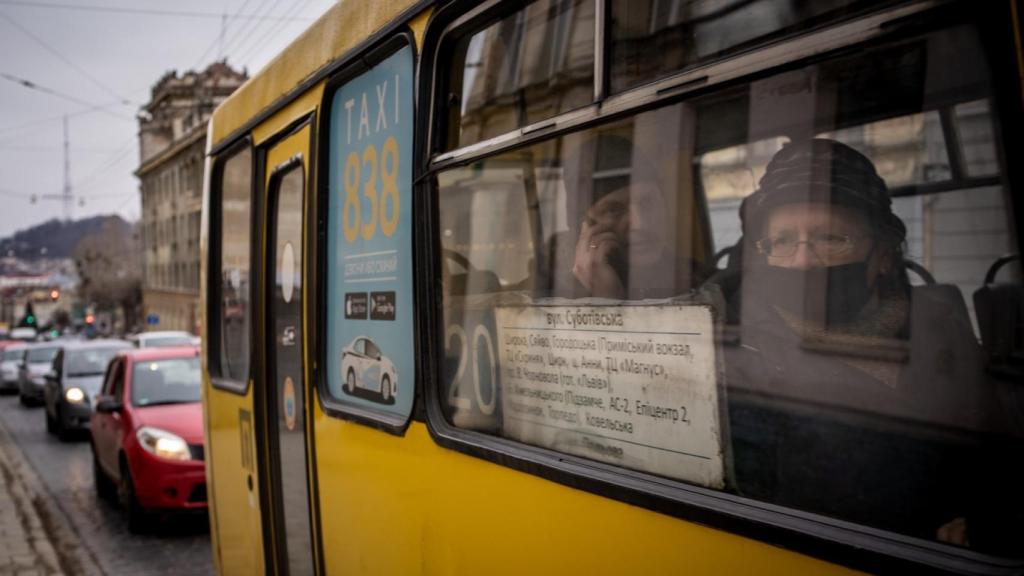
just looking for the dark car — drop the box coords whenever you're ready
[90,346,205,532]
[43,339,131,440]
[19,342,61,406]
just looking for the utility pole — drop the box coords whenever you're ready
[218,12,227,60]
[33,115,76,221]
[62,114,71,221]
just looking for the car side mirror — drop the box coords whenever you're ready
[95,397,123,414]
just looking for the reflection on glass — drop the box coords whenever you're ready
[447,0,594,149]
[219,147,252,382]
[27,347,59,363]
[131,357,201,406]
[437,19,1024,555]
[271,166,313,576]
[609,0,889,93]
[955,99,999,177]
[67,348,124,376]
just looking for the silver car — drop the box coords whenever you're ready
[19,343,61,406]
[0,344,27,394]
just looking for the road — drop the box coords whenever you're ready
[0,393,214,576]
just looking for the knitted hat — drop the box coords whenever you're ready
[741,138,906,242]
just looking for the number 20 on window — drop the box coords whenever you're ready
[342,136,399,243]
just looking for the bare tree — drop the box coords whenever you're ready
[73,218,142,332]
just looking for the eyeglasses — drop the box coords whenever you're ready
[755,233,867,259]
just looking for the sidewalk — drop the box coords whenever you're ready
[0,420,63,575]
[0,416,98,576]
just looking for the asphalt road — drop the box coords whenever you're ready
[0,392,214,576]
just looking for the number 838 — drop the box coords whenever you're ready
[342,135,400,243]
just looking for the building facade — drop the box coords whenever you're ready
[136,62,246,334]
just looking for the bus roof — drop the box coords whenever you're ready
[210,0,428,149]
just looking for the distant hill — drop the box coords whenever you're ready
[0,216,130,260]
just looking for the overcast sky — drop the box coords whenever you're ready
[0,0,336,239]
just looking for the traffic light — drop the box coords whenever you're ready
[19,301,36,328]
[50,289,59,301]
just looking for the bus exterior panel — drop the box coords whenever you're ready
[202,0,1024,574]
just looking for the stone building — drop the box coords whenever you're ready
[136,61,247,334]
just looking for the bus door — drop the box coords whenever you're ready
[261,121,316,576]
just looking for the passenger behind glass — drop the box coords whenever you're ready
[721,138,1021,550]
[571,180,673,298]
[729,138,1001,425]
[565,148,706,299]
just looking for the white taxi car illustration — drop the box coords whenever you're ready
[340,336,397,403]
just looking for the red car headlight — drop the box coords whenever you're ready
[136,426,191,461]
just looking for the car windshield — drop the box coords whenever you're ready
[66,347,124,376]
[26,347,59,363]
[3,349,23,361]
[131,357,200,406]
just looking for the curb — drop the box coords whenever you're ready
[0,416,105,576]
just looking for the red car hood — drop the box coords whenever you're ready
[133,403,204,445]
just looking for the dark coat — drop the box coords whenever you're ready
[722,284,1024,551]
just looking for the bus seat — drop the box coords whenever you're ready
[449,270,501,295]
[905,260,936,284]
[443,248,502,295]
[973,254,1023,379]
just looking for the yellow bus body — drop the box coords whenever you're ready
[200,0,1024,574]
[201,2,854,573]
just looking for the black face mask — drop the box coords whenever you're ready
[754,261,874,327]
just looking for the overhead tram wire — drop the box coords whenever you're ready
[207,0,276,59]
[233,0,315,67]
[0,189,33,200]
[188,0,257,71]
[0,87,144,146]
[0,72,132,117]
[70,136,137,194]
[0,9,133,106]
[0,1,313,22]
[217,0,279,63]
[17,136,137,211]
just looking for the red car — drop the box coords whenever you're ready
[89,346,205,532]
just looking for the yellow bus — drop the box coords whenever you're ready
[200,0,1024,574]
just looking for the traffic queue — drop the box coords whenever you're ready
[0,331,204,533]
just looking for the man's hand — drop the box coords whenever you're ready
[572,220,626,299]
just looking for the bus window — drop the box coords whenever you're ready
[608,0,894,94]
[215,146,252,386]
[438,156,541,293]
[445,0,595,150]
[435,11,1024,557]
[324,42,415,427]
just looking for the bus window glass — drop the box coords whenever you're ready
[609,0,892,94]
[446,0,595,150]
[218,147,252,383]
[954,99,999,178]
[437,19,1024,555]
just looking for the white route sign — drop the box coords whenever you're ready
[495,304,724,488]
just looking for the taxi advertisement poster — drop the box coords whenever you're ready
[326,45,414,425]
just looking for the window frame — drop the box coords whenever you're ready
[111,359,125,401]
[418,0,1024,573]
[207,136,256,395]
[314,30,422,435]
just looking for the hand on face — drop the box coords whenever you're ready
[571,183,669,298]
[573,217,626,298]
